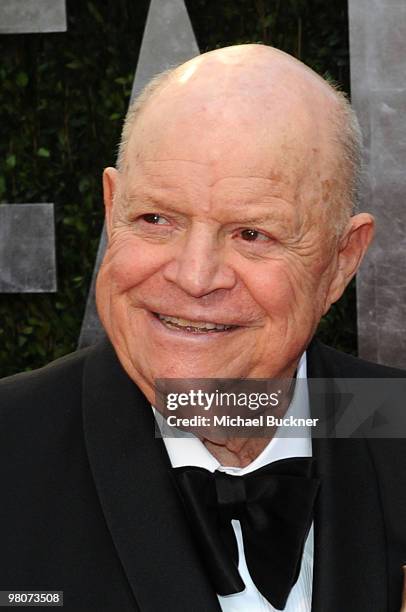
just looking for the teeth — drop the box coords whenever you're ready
[157,314,233,332]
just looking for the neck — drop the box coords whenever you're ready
[201,372,298,467]
[202,436,274,467]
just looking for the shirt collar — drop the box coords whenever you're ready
[153,351,311,474]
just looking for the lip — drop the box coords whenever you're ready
[147,310,243,339]
[153,311,239,327]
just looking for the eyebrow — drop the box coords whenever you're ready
[124,191,176,206]
[230,214,288,226]
[123,194,184,217]
[123,191,293,225]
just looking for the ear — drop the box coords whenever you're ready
[102,167,120,240]
[323,213,375,314]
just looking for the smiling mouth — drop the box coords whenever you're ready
[152,313,239,334]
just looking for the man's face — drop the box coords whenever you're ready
[96,80,344,398]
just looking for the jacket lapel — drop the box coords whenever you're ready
[82,339,221,612]
[82,336,389,611]
[307,340,388,612]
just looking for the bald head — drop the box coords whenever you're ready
[116,44,361,235]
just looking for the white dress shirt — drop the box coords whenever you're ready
[153,352,313,612]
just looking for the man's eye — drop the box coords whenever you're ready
[141,213,168,225]
[240,228,270,242]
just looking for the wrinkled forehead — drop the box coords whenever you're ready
[127,86,332,188]
[121,56,339,213]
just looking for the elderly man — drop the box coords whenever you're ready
[1,44,406,612]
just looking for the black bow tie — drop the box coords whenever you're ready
[172,457,320,610]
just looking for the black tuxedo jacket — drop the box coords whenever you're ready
[1,338,406,612]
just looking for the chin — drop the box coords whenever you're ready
[147,362,219,382]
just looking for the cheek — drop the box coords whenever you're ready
[243,261,294,308]
[240,257,325,317]
[103,234,168,294]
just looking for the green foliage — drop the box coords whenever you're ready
[0,0,353,377]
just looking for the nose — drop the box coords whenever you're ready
[162,224,237,297]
